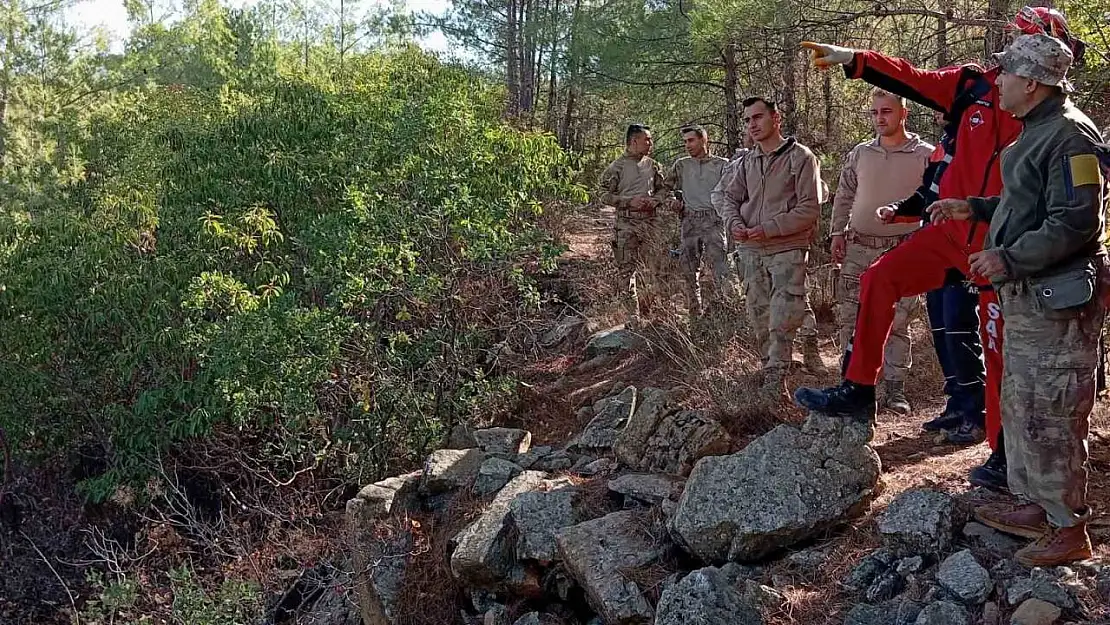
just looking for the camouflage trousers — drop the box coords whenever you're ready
[998,279,1104,527]
[680,210,733,311]
[741,248,814,370]
[613,213,666,315]
[838,235,919,382]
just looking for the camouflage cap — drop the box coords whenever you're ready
[993,33,1074,90]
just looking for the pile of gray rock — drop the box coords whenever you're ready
[340,327,1109,625]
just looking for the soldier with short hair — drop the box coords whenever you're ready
[664,125,731,316]
[716,97,824,399]
[598,123,666,319]
[930,33,1106,566]
[831,88,933,414]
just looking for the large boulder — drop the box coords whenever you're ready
[914,601,968,625]
[474,457,524,498]
[577,386,636,451]
[450,471,547,589]
[555,510,670,624]
[614,388,730,476]
[421,448,484,494]
[672,412,880,562]
[607,473,685,506]
[347,516,416,625]
[655,566,763,625]
[510,486,585,563]
[1009,598,1062,625]
[473,428,532,456]
[346,471,421,523]
[585,325,642,358]
[878,489,958,555]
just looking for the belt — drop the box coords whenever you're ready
[617,208,657,219]
[847,230,911,249]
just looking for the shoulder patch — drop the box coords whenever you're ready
[1070,153,1103,188]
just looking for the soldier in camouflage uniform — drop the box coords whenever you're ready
[598,123,667,319]
[664,125,731,316]
[930,34,1105,566]
[716,97,824,399]
[831,88,933,414]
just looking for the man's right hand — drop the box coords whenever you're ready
[831,234,847,263]
[800,42,856,68]
[876,205,897,224]
[731,226,748,242]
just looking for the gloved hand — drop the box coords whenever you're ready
[801,41,857,68]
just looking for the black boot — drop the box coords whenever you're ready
[921,409,963,431]
[794,380,876,421]
[969,430,1009,492]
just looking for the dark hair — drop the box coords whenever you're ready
[680,124,708,140]
[625,123,651,144]
[742,97,777,112]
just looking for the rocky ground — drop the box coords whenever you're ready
[338,208,1110,625]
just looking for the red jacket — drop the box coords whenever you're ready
[846,51,1022,201]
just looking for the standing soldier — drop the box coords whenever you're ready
[716,97,824,399]
[930,34,1104,566]
[598,123,666,320]
[664,125,731,316]
[831,88,933,414]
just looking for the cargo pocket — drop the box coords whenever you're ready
[1028,351,1096,445]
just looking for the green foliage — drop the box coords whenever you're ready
[0,47,582,496]
[79,568,261,625]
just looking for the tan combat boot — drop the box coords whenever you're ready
[883,379,911,415]
[973,502,1049,539]
[1015,523,1093,567]
[802,336,827,375]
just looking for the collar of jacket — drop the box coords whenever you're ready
[1022,93,1067,127]
[622,150,646,160]
[754,137,798,158]
[864,132,925,154]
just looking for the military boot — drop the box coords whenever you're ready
[969,430,1009,492]
[973,502,1048,539]
[883,379,911,415]
[801,336,827,375]
[793,380,876,421]
[1016,524,1093,567]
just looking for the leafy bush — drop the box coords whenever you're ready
[0,47,584,498]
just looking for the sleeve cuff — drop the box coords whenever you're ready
[967,197,992,222]
[845,53,864,79]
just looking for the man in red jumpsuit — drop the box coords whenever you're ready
[795,7,1084,492]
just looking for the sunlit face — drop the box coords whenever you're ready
[629,130,654,156]
[995,70,1034,114]
[682,131,707,157]
[744,102,780,144]
[870,94,907,138]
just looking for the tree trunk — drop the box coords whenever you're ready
[937,0,951,66]
[543,0,559,132]
[722,42,740,153]
[984,0,1011,58]
[505,0,521,117]
[519,0,535,117]
[559,0,582,148]
[781,33,798,136]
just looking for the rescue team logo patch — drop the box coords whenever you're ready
[968,111,985,128]
[1069,154,1104,188]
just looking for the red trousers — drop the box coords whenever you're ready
[846,220,1003,450]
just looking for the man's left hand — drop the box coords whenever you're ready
[969,250,1008,280]
[746,226,766,241]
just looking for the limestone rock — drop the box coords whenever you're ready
[348,518,415,625]
[842,598,923,625]
[422,448,484,494]
[896,556,924,577]
[672,412,880,562]
[346,471,420,523]
[1010,598,1062,625]
[450,471,547,589]
[540,316,585,348]
[510,486,583,563]
[937,550,991,605]
[607,473,685,505]
[741,579,786,614]
[614,387,670,467]
[585,325,641,358]
[655,566,763,625]
[555,510,669,624]
[962,521,1023,558]
[473,428,532,456]
[446,423,479,449]
[1005,568,1079,611]
[639,410,731,476]
[516,445,554,469]
[914,601,968,625]
[474,457,524,498]
[878,490,958,555]
[532,450,574,471]
[577,386,636,451]
[866,570,904,603]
